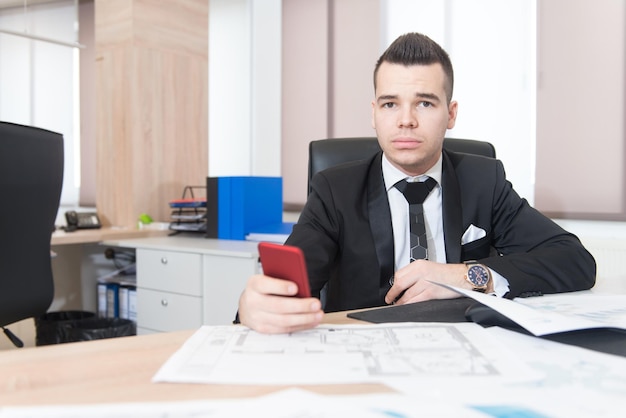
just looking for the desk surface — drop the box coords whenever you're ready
[0,312,386,406]
[51,226,169,246]
[2,286,625,409]
[103,235,260,256]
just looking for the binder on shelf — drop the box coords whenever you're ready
[128,288,137,323]
[206,176,283,240]
[97,282,107,318]
[105,282,119,318]
[118,286,130,319]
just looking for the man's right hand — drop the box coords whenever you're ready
[237,274,324,334]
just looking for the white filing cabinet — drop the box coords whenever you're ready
[104,236,259,334]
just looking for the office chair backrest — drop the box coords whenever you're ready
[0,121,64,329]
[307,137,495,194]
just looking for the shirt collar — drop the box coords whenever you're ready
[382,152,443,192]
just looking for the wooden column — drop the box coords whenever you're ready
[95,0,208,226]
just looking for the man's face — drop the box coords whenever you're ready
[371,62,457,176]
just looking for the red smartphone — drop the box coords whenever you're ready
[258,242,311,298]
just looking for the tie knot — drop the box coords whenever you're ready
[395,177,437,204]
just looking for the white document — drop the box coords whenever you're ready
[440,284,626,336]
[482,327,626,417]
[515,293,626,329]
[152,323,536,385]
[385,326,626,418]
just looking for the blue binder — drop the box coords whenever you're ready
[206,176,283,240]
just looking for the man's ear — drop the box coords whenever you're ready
[447,100,458,130]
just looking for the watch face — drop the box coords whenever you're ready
[467,265,489,288]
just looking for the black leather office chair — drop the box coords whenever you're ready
[0,121,64,347]
[306,136,495,307]
[307,137,495,194]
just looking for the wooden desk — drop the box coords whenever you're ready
[0,312,389,406]
[51,226,169,246]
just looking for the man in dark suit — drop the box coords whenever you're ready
[238,32,596,334]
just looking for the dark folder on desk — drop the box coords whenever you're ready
[348,298,474,324]
[348,298,626,358]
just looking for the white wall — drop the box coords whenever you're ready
[208,0,282,177]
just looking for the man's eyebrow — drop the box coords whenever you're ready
[376,92,442,103]
[415,92,441,102]
[376,94,398,102]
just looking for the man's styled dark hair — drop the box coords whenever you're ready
[374,32,454,103]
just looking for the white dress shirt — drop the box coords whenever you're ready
[381,153,509,296]
[383,154,445,271]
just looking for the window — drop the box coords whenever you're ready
[0,0,80,206]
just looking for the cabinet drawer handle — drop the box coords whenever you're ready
[161,299,168,306]
[161,257,168,264]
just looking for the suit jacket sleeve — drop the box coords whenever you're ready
[454,154,597,298]
[285,156,392,311]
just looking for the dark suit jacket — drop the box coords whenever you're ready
[285,150,596,312]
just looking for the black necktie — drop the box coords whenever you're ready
[395,177,437,262]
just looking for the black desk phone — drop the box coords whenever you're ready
[65,210,102,231]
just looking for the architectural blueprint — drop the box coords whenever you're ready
[152,323,533,385]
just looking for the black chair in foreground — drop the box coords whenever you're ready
[307,137,495,195]
[0,121,64,347]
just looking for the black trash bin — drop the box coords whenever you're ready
[68,317,136,342]
[35,311,136,346]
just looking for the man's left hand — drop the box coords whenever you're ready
[384,260,469,305]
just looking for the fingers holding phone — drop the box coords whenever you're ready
[238,274,322,334]
[237,243,322,334]
[245,273,299,299]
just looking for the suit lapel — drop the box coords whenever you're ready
[366,153,395,297]
[441,151,463,263]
